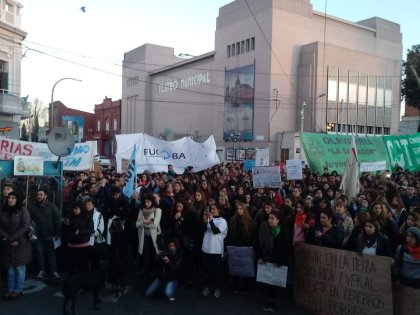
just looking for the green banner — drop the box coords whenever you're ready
[301,133,391,174]
[383,133,420,171]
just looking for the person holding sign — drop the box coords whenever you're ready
[354,219,393,257]
[226,202,257,294]
[256,210,291,312]
[201,204,228,299]
[307,209,342,249]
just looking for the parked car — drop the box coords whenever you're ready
[94,155,111,168]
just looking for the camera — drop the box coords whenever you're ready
[157,251,168,259]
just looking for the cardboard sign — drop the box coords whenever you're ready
[293,244,393,315]
[286,159,303,180]
[256,263,288,287]
[252,166,281,188]
[13,156,44,176]
[393,282,420,315]
[227,246,255,277]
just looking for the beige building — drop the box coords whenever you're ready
[121,0,402,162]
[0,0,28,139]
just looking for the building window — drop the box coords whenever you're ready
[366,126,373,134]
[375,126,382,135]
[236,42,240,55]
[5,2,13,13]
[240,41,245,54]
[97,120,101,132]
[383,127,390,135]
[105,119,110,132]
[251,37,255,50]
[227,45,231,58]
[246,39,250,52]
[113,118,118,131]
[357,125,365,134]
[231,43,235,56]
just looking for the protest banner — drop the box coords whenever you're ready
[393,282,420,315]
[226,246,255,277]
[383,133,420,172]
[256,263,288,287]
[115,133,220,174]
[286,159,303,180]
[359,161,387,172]
[301,133,391,174]
[255,148,269,166]
[252,166,281,188]
[294,244,393,315]
[0,136,94,171]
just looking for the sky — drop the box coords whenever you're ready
[20,0,418,114]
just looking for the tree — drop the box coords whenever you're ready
[21,123,28,141]
[401,44,420,132]
[29,98,48,142]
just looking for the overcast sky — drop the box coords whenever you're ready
[20,0,418,114]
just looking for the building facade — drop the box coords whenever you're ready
[92,97,121,158]
[0,0,29,139]
[121,0,402,162]
[49,101,94,143]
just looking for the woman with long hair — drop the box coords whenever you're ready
[136,194,163,280]
[369,201,398,248]
[354,219,393,257]
[67,201,94,274]
[292,201,314,246]
[227,202,256,294]
[171,198,196,286]
[345,212,371,251]
[218,194,233,221]
[389,195,408,227]
[398,212,420,244]
[0,192,31,300]
[307,209,342,249]
[191,190,207,223]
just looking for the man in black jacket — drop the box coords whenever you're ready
[30,187,61,279]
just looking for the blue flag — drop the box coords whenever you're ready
[122,144,137,199]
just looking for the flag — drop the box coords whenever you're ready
[122,144,137,199]
[340,134,359,200]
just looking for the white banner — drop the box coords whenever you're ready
[256,263,288,287]
[0,136,94,171]
[252,166,281,188]
[255,148,269,166]
[115,133,220,174]
[360,161,387,172]
[286,159,303,180]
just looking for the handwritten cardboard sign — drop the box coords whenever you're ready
[256,263,288,287]
[227,246,255,277]
[294,244,393,315]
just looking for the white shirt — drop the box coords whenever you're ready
[202,217,228,255]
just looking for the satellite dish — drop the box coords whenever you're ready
[47,127,75,156]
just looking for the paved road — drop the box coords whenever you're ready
[0,270,311,315]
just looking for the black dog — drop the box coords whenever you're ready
[62,270,105,315]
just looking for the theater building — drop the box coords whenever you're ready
[121,0,402,162]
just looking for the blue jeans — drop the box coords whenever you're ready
[35,237,58,273]
[7,265,26,293]
[145,278,178,299]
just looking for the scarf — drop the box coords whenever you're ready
[143,207,155,218]
[406,245,420,259]
[295,213,307,227]
[271,226,281,238]
[365,234,377,248]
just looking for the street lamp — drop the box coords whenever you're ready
[50,77,82,129]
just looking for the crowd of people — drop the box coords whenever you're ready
[0,162,419,312]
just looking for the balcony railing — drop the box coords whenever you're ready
[0,89,30,118]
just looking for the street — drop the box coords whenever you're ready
[0,269,311,315]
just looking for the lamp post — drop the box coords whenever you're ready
[50,77,82,129]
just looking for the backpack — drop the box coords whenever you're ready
[109,217,125,234]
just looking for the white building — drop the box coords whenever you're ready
[121,0,402,162]
[0,0,28,139]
